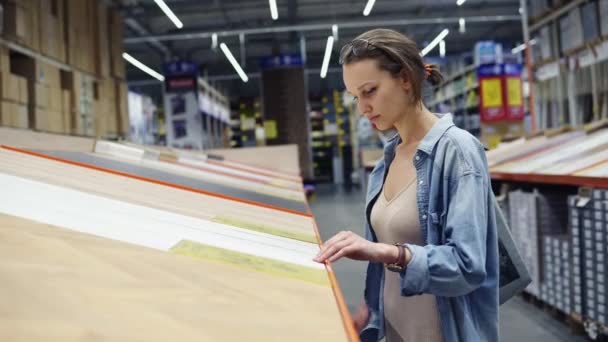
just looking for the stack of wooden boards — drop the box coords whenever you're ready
[488,123,608,179]
[0,0,128,138]
[0,127,357,341]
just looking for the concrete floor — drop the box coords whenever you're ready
[309,184,589,342]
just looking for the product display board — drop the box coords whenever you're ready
[0,147,318,244]
[0,142,355,341]
[493,129,608,174]
[114,141,304,191]
[0,214,348,342]
[18,148,310,215]
[489,128,608,178]
[487,130,585,169]
[92,142,306,202]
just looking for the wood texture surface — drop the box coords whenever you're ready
[208,144,301,176]
[0,213,347,342]
[0,147,318,244]
[0,127,95,152]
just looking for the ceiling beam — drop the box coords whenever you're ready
[124,15,521,44]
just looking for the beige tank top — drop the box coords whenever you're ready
[370,176,444,342]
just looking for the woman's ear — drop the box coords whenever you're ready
[399,71,411,93]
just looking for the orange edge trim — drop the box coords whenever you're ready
[208,159,303,183]
[491,172,608,188]
[305,200,360,342]
[1,145,313,218]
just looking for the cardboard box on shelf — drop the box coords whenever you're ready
[40,0,66,62]
[0,47,9,73]
[95,1,111,77]
[29,0,40,52]
[61,89,72,133]
[116,80,128,135]
[12,56,60,89]
[34,83,49,109]
[64,6,94,72]
[109,10,125,79]
[35,108,64,133]
[49,86,62,112]
[2,1,32,47]
[1,101,29,129]
[18,76,28,104]
[1,73,21,102]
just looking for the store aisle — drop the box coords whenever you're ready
[309,184,588,342]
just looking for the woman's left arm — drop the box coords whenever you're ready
[400,170,490,298]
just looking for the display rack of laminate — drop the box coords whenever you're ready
[488,122,608,188]
[0,130,357,341]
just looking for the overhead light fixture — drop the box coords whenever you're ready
[154,0,183,29]
[420,29,450,57]
[122,53,165,81]
[440,40,446,58]
[363,0,376,16]
[220,43,248,83]
[269,0,278,20]
[459,18,466,33]
[332,24,339,41]
[212,33,218,50]
[456,0,466,6]
[320,36,334,79]
[511,39,537,54]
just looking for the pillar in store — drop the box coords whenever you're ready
[260,55,313,179]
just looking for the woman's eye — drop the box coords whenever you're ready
[364,88,376,96]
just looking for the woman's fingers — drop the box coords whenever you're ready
[314,233,355,263]
[328,244,355,262]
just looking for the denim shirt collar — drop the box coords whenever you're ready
[383,113,455,162]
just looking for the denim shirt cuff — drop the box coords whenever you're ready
[360,306,381,342]
[399,243,430,296]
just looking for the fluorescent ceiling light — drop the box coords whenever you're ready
[320,36,334,79]
[154,0,183,29]
[456,0,466,6]
[363,0,376,16]
[420,29,450,57]
[511,39,537,54]
[459,18,466,33]
[220,43,248,83]
[212,33,218,50]
[332,24,339,41]
[440,40,446,58]
[122,53,164,81]
[269,0,278,20]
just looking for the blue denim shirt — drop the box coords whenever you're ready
[361,114,499,342]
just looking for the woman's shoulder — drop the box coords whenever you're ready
[436,125,488,177]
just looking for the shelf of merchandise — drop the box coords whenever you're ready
[527,1,608,131]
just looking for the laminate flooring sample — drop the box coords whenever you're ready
[0,213,348,342]
[0,147,318,243]
[24,149,310,215]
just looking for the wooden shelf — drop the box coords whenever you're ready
[491,172,608,189]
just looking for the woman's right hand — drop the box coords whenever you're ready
[352,300,370,333]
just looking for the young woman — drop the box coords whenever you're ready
[314,29,499,342]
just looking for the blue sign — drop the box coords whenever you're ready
[163,61,199,76]
[503,63,523,76]
[260,54,304,69]
[477,63,503,77]
[476,63,523,77]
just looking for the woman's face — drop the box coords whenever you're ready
[343,59,412,131]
